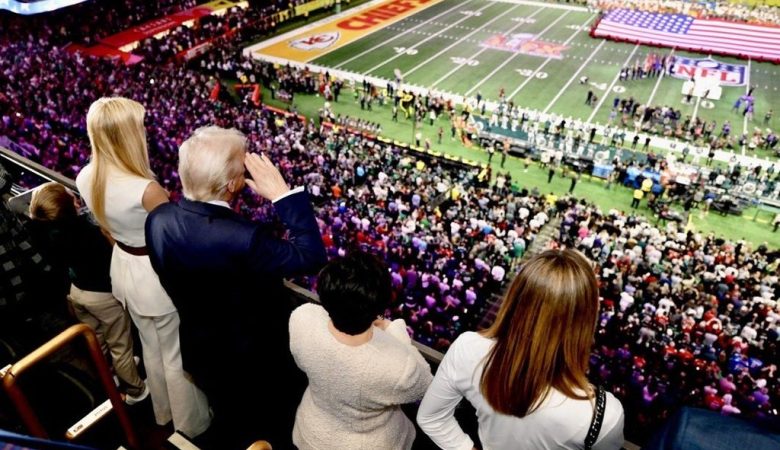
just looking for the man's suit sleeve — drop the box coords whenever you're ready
[246,191,327,276]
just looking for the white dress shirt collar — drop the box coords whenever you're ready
[199,186,304,209]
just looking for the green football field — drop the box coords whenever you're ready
[245,0,780,247]
[310,0,780,153]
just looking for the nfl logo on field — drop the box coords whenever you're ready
[290,32,340,51]
[671,57,747,87]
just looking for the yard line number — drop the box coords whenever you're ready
[516,69,549,79]
[394,47,419,55]
[452,56,479,66]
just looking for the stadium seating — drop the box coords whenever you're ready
[1,1,778,448]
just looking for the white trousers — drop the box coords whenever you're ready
[111,246,211,437]
[128,309,211,437]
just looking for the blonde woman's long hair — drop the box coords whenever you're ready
[480,249,599,417]
[85,97,154,230]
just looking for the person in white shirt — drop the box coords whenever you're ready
[490,265,506,282]
[417,249,624,450]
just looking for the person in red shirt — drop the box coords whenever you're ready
[321,233,334,249]
[664,342,678,358]
[677,347,694,363]
[704,386,724,411]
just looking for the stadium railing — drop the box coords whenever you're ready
[1,324,138,448]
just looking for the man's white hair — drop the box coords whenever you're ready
[179,126,247,202]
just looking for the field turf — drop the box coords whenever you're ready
[247,0,780,247]
[309,0,780,158]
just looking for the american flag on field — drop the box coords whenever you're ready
[593,9,780,61]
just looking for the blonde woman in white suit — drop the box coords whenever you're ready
[76,97,210,437]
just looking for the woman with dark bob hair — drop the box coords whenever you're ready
[418,249,624,449]
[289,251,433,449]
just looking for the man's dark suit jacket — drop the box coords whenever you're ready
[145,192,326,448]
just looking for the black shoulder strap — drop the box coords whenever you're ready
[585,385,607,450]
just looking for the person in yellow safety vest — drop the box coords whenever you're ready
[400,92,414,118]
[641,177,653,193]
[478,167,488,183]
[545,192,558,206]
[450,187,460,201]
[632,188,644,208]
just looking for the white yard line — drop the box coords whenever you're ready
[361,0,495,74]
[332,0,480,69]
[427,5,546,89]
[405,3,535,80]
[542,39,605,113]
[461,7,554,96]
[492,0,589,12]
[507,13,594,101]
[646,49,674,106]
[586,44,640,124]
[742,57,752,156]
[691,95,702,123]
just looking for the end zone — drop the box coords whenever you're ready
[243,0,444,63]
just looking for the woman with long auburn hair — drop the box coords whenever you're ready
[76,97,211,438]
[417,249,624,450]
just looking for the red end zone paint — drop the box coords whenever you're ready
[337,0,433,30]
[248,0,444,62]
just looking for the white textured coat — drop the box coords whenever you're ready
[289,303,433,450]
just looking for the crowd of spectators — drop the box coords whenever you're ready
[553,196,779,439]
[487,81,771,162]
[0,25,548,352]
[134,6,257,64]
[472,93,780,202]
[508,110,779,198]
[306,128,550,348]
[0,0,198,46]
[1,2,779,444]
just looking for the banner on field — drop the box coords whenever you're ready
[295,0,331,16]
[65,44,144,65]
[481,33,568,59]
[250,0,444,62]
[180,41,215,62]
[201,0,244,10]
[670,57,747,87]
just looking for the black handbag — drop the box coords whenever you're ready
[584,385,607,450]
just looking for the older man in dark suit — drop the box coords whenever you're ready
[145,126,326,449]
